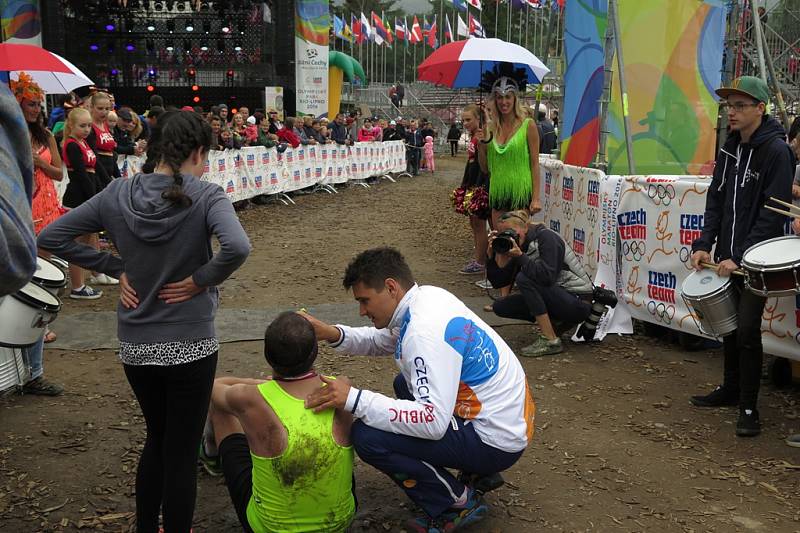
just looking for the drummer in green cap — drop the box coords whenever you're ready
[689,76,794,438]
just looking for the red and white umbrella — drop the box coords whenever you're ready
[1,43,93,94]
[418,38,549,88]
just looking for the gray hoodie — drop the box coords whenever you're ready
[38,173,251,344]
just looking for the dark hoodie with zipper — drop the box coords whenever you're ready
[692,115,794,264]
[38,173,251,344]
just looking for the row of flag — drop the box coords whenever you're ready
[332,12,486,49]
[448,0,566,12]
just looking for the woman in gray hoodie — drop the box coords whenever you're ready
[39,111,251,532]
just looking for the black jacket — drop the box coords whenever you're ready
[538,120,557,154]
[383,127,403,141]
[114,126,136,156]
[487,225,564,289]
[692,115,794,264]
[447,125,461,141]
[330,122,349,144]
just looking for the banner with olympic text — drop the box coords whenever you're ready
[541,159,633,340]
[615,175,800,361]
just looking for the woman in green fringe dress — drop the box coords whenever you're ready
[477,66,541,229]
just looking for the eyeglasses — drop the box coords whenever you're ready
[720,101,760,113]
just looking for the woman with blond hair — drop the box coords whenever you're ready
[477,64,541,229]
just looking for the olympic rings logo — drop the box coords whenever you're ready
[622,240,647,261]
[647,301,676,324]
[562,201,573,219]
[679,247,691,264]
[648,183,676,206]
[587,208,598,224]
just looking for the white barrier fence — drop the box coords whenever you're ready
[117,141,408,202]
[541,158,800,361]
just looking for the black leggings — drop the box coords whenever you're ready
[124,353,218,533]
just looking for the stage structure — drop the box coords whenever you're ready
[38,0,295,112]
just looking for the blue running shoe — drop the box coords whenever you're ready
[407,490,489,532]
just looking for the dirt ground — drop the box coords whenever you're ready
[2,155,799,533]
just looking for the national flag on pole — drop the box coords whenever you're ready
[427,16,438,48]
[334,15,352,43]
[352,13,363,44]
[444,15,454,43]
[457,13,469,37]
[384,16,394,45]
[453,0,467,11]
[403,17,410,46]
[526,0,542,6]
[360,12,372,43]
[342,20,354,43]
[468,13,484,37]
[395,18,405,41]
[410,16,423,44]
[372,12,387,41]
[466,0,482,10]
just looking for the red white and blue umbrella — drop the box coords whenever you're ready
[417,38,549,88]
[0,43,93,94]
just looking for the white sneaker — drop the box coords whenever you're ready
[475,279,493,289]
[90,274,119,285]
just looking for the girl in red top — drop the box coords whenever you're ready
[61,107,104,300]
[87,92,118,185]
[357,118,376,142]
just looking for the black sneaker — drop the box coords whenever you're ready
[690,386,738,407]
[736,408,761,437]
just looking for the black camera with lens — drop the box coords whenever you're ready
[576,286,618,341]
[491,229,519,254]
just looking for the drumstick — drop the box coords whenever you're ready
[699,261,745,277]
[768,196,800,215]
[764,204,798,218]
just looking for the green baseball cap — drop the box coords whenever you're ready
[716,76,770,104]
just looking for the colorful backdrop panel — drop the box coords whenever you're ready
[607,0,725,176]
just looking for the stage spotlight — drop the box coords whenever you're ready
[126,43,135,51]
[148,68,157,78]
[105,23,115,31]
[200,44,208,51]
[226,69,234,79]
[147,21,155,31]
[89,44,99,51]
[185,19,194,32]
[147,84,155,92]
[234,43,242,51]
[221,23,230,33]
[193,95,201,103]
[191,84,199,91]
[110,68,119,76]
[166,41,175,51]
[167,20,175,33]
[238,22,245,35]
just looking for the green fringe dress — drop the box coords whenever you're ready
[487,118,533,211]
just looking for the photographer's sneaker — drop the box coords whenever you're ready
[736,408,761,437]
[408,489,488,533]
[88,274,119,285]
[459,261,485,275]
[521,336,563,357]
[475,279,493,289]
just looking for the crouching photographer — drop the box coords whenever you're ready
[486,210,611,357]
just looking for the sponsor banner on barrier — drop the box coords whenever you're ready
[541,159,632,340]
[113,141,406,204]
[615,175,800,360]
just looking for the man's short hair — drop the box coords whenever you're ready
[343,247,415,291]
[264,312,318,377]
[149,94,164,108]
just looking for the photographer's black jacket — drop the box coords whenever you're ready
[488,225,562,287]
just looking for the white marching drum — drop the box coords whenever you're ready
[0,347,29,394]
[32,256,67,296]
[741,236,800,297]
[0,283,62,348]
[681,269,739,338]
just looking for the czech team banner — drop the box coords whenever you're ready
[540,157,800,360]
[295,0,330,117]
[606,0,726,175]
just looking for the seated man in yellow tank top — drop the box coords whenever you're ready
[200,312,356,533]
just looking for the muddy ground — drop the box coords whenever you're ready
[1,156,799,533]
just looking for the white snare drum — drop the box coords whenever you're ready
[0,283,62,348]
[33,256,67,295]
[742,236,800,297]
[0,347,29,394]
[681,269,739,338]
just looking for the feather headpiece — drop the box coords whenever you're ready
[479,62,528,95]
[9,72,44,103]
